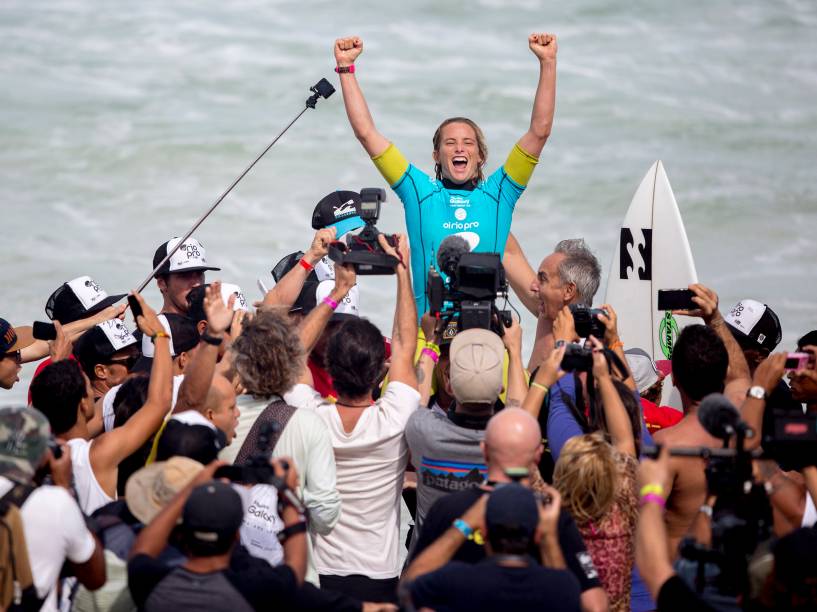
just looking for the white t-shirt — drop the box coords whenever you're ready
[284,381,420,579]
[803,492,816,527]
[103,375,184,432]
[240,484,285,567]
[67,438,113,515]
[0,478,96,612]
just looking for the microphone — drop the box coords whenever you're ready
[436,235,471,277]
[697,393,753,440]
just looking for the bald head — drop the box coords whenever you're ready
[203,375,239,444]
[483,408,542,473]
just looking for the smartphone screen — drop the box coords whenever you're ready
[657,289,697,311]
[32,321,57,341]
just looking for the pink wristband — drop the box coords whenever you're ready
[322,296,339,310]
[421,347,439,363]
[640,493,666,509]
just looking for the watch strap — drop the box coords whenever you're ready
[277,520,307,543]
[201,332,223,347]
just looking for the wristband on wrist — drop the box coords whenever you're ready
[150,331,169,343]
[530,381,549,393]
[452,518,474,539]
[609,340,624,350]
[421,348,439,363]
[299,258,314,272]
[276,520,308,543]
[322,296,339,310]
[424,342,441,356]
[334,65,355,74]
[640,493,666,509]
[639,483,665,498]
[699,504,713,518]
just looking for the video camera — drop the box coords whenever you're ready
[328,188,399,275]
[568,304,608,340]
[214,421,309,518]
[427,235,513,336]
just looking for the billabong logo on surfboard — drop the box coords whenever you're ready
[620,228,652,281]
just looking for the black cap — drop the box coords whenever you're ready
[74,321,138,375]
[182,481,244,544]
[311,191,365,237]
[131,313,201,373]
[486,483,539,538]
[156,420,226,464]
[152,237,220,278]
[45,276,125,324]
[271,251,320,314]
[798,330,817,351]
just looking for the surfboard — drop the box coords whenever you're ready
[604,161,700,408]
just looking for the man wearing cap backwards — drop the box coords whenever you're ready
[152,236,220,315]
[404,322,527,554]
[402,482,581,611]
[30,293,174,515]
[0,406,105,611]
[128,459,307,611]
[284,233,418,603]
[333,33,557,316]
[408,408,608,612]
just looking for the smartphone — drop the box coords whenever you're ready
[257,277,269,296]
[785,352,811,372]
[657,289,697,311]
[32,321,57,341]
[127,294,143,318]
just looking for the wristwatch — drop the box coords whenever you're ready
[746,385,766,400]
[200,332,223,347]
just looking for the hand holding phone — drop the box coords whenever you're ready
[127,294,143,319]
[32,321,58,341]
[785,352,811,372]
[657,289,697,311]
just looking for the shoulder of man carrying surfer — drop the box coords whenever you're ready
[333,34,550,191]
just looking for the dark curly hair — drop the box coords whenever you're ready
[30,359,87,435]
[672,324,728,402]
[232,309,304,397]
[327,318,385,399]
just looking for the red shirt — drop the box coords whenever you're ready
[641,398,683,434]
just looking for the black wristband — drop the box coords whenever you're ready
[277,520,307,543]
[201,332,223,346]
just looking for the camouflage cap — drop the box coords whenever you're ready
[0,406,51,484]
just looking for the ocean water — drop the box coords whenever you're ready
[2,0,816,404]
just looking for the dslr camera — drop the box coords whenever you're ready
[568,304,608,340]
[427,238,512,336]
[328,188,399,275]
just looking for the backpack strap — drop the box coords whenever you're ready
[234,399,298,464]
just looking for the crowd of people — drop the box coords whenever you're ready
[2,32,817,612]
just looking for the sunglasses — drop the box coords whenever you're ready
[106,354,139,370]
[2,350,22,365]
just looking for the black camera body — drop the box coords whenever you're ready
[569,304,608,340]
[328,188,399,275]
[427,251,512,336]
[560,343,593,372]
[761,410,817,470]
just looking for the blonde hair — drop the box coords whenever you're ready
[553,433,617,525]
[432,117,488,183]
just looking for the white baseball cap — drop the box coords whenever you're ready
[152,237,220,276]
[315,280,360,320]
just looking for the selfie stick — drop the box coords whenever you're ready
[136,78,336,293]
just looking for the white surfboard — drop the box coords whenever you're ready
[604,161,700,408]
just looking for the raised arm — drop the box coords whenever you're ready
[175,282,234,413]
[334,36,390,157]
[296,262,356,363]
[591,336,636,457]
[378,233,418,388]
[503,233,540,317]
[501,317,527,408]
[91,293,172,474]
[261,228,336,310]
[516,33,557,158]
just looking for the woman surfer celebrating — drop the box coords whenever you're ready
[334,33,557,314]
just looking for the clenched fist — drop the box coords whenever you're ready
[529,32,557,62]
[334,36,363,67]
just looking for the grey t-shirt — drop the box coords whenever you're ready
[405,406,487,548]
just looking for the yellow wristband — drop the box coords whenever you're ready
[424,342,441,357]
[530,381,550,393]
[151,331,170,343]
[609,340,624,350]
[639,483,665,498]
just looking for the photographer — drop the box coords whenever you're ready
[284,234,418,603]
[127,458,306,611]
[405,318,525,553]
[401,483,581,612]
[0,406,105,611]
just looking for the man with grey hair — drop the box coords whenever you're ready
[527,238,601,371]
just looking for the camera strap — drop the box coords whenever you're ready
[234,397,296,464]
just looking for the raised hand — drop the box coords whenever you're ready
[502,316,523,355]
[334,36,363,66]
[333,262,357,296]
[553,305,578,344]
[596,303,621,347]
[129,292,164,338]
[589,335,609,380]
[377,233,410,270]
[204,281,235,336]
[674,283,720,326]
[528,32,557,62]
[752,352,787,395]
[306,227,337,264]
[48,320,73,362]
